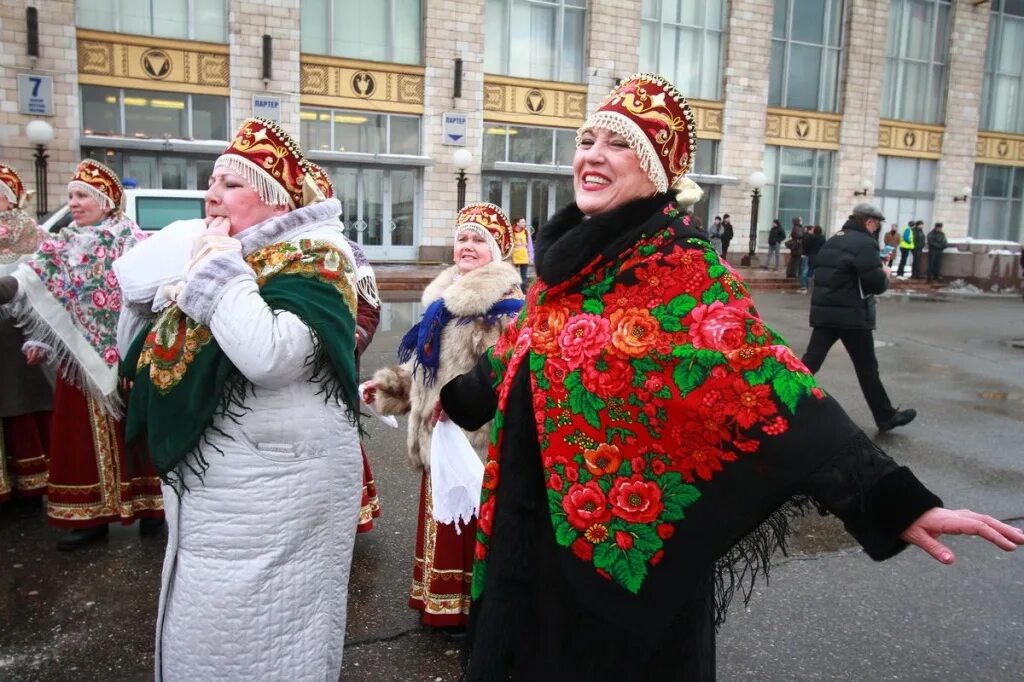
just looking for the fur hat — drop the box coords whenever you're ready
[0,162,29,209]
[578,73,699,195]
[455,202,513,261]
[68,159,123,213]
[215,118,315,209]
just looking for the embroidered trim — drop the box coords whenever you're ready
[578,111,669,193]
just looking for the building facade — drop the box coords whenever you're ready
[1,0,1022,262]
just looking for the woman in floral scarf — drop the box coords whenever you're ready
[0,159,163,549]
[439,74,1024,680]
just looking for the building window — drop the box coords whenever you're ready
[299,108,421,155]
[639,0,726,101]
[328,166,421,256]
[301,0,422,65]
[970,164,1024,242]
[483,124,576,166]
[769,0,844,112]
[80,86,229,141]
[75,0,226,42]
[981,0,1024,134]
[484,0,587,83]
[81,148,215,190]
[882,0,952,124]
[874,156,936,229]
[761,146,834,234]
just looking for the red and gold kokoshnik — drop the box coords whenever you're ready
[0,162,26,206]
[455,202,513,260]
[69,159,124,211]
[303,160,335,200]
[216,117,307,209]
[578,73,698,194]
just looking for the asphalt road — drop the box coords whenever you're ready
[1,291,1022,681]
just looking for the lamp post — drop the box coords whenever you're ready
[853,178,874,197]
[452,148,472,211]
[953,185,972,203]
[25,120,55,220]
[742,170,767,267]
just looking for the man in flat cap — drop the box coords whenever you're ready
[800,203,916,432]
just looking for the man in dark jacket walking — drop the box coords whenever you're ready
[786,216,805,278]
[801,203,916,431]
[721,214,734,261]
[911,220,927,279]
[926,222,948,282]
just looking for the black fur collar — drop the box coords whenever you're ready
[534,194,676,285]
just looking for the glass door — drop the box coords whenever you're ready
[329,165,419,260]
[481,173,572,232]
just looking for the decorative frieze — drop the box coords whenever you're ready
[975,131,1024,167]
[483,75,587,129]
[878,119,944,160]
[689,99,723,141]
[764,108,841,150]
[77,29,229,95]
[300,55,425,114]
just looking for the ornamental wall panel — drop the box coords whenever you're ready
[482,75,588,129]
[877,119,945,160]
[76,29,229,95]
[975,131,1024,167]
[299,56,425,114]
[689,99,724,141]
[764,108,842,150]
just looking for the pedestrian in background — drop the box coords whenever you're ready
[785,216,804,279]
[897,220,915,277]
[911,220,927,279]
[799,224,825,292]
[510,216,533,289]
[926,222,948,283]
[0,159,163,550]
[0,163,51,515]
[721,213,734,261]
[801,203,916,432]
[363,202,524,633]
[709,215,724,254]
[883,223,900,264]
[765,218,785,270]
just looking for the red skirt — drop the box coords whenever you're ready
[0,411,51,501]
[356,443,381,533]
[409,471,476,627]
[46,377,163,528]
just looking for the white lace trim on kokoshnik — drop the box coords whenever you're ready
[576,110,670,194]
[214,154,295,209]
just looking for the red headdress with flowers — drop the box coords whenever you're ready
[68,159,124,213]
[215,117,311,209]
[455,202,513,261]
[0,162,29,209]
[578,73,698,195]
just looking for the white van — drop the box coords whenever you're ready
[41,188,207,233]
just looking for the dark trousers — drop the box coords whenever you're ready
[927,251,943,280]
[911,249,924,279]
[785,249,801,278]
[897,247,911,277]
[517,264,529,288]
[801,327,895,425]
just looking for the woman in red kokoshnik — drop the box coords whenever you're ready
[440,73,1024,679]
[0,159,163,550]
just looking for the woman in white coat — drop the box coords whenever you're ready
[115,118,363,681]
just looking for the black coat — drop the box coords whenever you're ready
[802,233,826,264]
[809,219,889,330]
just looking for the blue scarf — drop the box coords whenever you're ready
[398,297,524,386]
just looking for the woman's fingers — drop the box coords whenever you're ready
[206,216,232,236]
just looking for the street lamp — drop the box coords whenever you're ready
[953,185,972,203]
[742,170,767,267]
[452,148,472,210]
[853,178,874,197]
[25,119,55,220]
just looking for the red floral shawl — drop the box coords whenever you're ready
[473,204,829,601]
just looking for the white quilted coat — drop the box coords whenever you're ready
[118,200,362,681]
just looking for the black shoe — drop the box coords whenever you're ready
[57,524,109,551]
[440,626,467,641]
[139,517,165,536]
[877,408,917,432]
[12,496,43,519]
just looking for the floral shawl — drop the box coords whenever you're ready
[7,215,144,414]
[472,199,849,621]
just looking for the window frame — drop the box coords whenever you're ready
[761,145,835,234]
[301,0,423,65]
[80,85,230,142]
[970,163,1024,242]
[769,0,845,112]
[980,0,1024,134]
[881,0,952,124]
[485,0,588,83]
[75,0,227,42]
[639,0,727,101]
[299,106,422,157]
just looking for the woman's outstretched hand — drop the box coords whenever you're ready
[901,507,1024,564]
[430,400,448,426]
